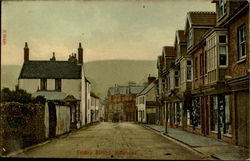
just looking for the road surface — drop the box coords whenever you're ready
[13,122,211,159]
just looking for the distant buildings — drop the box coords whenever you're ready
[105,82,145,122]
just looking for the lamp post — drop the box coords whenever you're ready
[165,101,168,134]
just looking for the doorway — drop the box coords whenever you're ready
[48,101,57,138]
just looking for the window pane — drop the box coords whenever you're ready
[219,46,226,54]
[187,60,192,66]
[219,35,226,43]
[187,67,191,80]
[220,54,227,65]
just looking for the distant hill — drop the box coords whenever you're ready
[1,60,157,98]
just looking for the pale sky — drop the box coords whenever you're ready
[1,0,215,65]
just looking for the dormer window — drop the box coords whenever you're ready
[219,0,227,18]
[188,29,193,48]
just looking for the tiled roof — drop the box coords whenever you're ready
[19,61,81,79]
[177,30,187,43]
[163,46,176,57]
[188,11,216,26]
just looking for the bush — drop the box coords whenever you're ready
[1,87,46,104]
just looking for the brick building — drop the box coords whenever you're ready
[105,83,145,122]
[155,0,249,148]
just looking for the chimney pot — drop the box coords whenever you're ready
[78,42,83,64]
[24,42,29,62]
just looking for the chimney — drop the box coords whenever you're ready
[78,42,83,64]
[50,52,56,61]
[24,42,29,62]
[148,75,156,84]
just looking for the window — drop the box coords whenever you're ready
[194,57,198,78]
[219,0,227,18]
[40,79,47,90]
[166,76,169,91]
[188,29,193,48]
[219,46,227,65]
[177,45,180,59]
[174,71,179,87]
[238,25,246,59]
[187,60,192,81]
[162,79,165,92]
[200,54,203,76]
[205,51,207,74]
[191,97,200,127]
[211,95,232,134]
[55,79,61,91]
[206,36,216,73]
[219,35,226,43]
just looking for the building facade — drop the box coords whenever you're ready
[19,42,87,128]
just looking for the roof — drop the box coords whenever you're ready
[177,30,187,43]
[91,91,100,99]
[19,61,81,79]
[108,85,145,96]
[137,81,155,96]
[85,77,91,83]
[163,46,176,57]
[188,11,216,26]
[32,91,68,100]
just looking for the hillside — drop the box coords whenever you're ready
[1,60,157,98]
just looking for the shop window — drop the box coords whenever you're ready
[191,97,200,127]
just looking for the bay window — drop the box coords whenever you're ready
[238,25,246,59]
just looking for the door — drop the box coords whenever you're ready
[48,102,56,138]
[236,91,249,148]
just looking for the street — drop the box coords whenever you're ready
[13,122,212,159]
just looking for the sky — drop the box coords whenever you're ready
[1,0,215,65]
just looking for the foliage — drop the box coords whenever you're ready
[1,86,46,104]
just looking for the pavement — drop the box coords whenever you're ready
[4,122,211,160]
[142,124,250,160]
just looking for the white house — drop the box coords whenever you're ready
[85,78,91,124]
[136,77,157,123]
[90,92,100,123]
[18,42,87,129]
